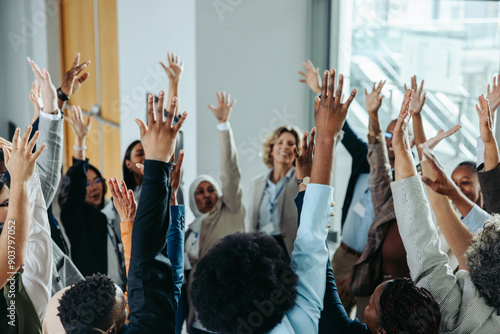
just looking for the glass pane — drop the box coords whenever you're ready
[344,0,500,160]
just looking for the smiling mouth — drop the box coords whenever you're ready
[91,193,100,199]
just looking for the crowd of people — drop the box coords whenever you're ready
[0,50,499,334]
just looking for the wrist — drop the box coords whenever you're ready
[74,137,86,148]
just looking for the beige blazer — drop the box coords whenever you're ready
[245,168,299,258]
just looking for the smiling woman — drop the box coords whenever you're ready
[245,125,302,259]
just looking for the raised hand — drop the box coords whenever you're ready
[486,74,500,115]
[392,89,418,180]
[404,75,426,114]
[60,53,90,98]
[109,177,137,222]
[420,147,459,197]
[135,91,188,162]
[293,127,316,181]
[29,58,57,114]
[3,127,46,184]
[169,150,184,205]
[160,52,184,84]
[29,79,43,124]
[420,125,461,156]
[66,105,91,140]
[365,80,385,115]
[314,69,357,137]
[208,91,235,123]
[476,94,500,171]
[298,60,322,94]
[476,95,496,144]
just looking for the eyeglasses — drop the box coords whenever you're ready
[86,178,104,188]
[384,132,393,139]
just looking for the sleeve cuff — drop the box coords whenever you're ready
[40,109,62,120]
[216,121,231,131]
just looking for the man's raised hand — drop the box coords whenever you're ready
[365,80,385,116]
[135,91,188,162]
[28,58,57,114]
[298,60,322,94]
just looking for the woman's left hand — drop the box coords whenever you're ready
[109,177,137,222]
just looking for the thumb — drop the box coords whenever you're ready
[135,119,147,138]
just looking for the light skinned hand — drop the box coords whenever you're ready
[420,125,461,157]
[293,127,316,179]
[160,52,184,84]
[298,60,322,94]
[364,80,385,115]
[486,74,500,116]
[420,147,459,197]
[208,91,235,123]
[109,177,137,222]
[3,126,46,184]
[392,89,414,155]
[61,53,91,97]
[29,58,57,114]
[135,92,188,162]
[29,79,43,124]
[314,69,357,137]
[476,94,496,144]
[66,105,91,139]
[404,75,426,114]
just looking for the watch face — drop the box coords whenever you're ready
[303,176,310,185]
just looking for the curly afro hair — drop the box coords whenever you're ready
[191,231,298,334]
[58,273,117,332]
[378,278,441,334]
[466,215,500,309]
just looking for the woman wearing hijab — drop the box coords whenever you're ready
[181,92,245,334]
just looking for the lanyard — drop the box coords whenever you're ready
[267,180,287,214]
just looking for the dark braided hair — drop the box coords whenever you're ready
[379,278,441,334]
[58,273,117,332]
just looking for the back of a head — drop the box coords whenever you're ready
[191,231,298,334]
[379,278,441,334]
[57,274,116,333]
[466,214,500,310]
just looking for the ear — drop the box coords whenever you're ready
[378,328,387,334]
[125,159,132,170]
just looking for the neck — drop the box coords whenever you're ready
[271,164,291,183]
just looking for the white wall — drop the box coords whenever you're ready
[116,0,197,215]
[195,0,313,209]
[0,0,60,138]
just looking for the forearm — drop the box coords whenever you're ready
[73,136,86,160]
[0,181,29,288]
[412,114,427,160]
[310,134,335,185]
[421,162,473,270]
[167,205,185,305]
[368,114,382,137]
[36,113,64,206]
[368,135,394,210]
[483,141,500,172]
[219,128,243,211]
[448,189,474,219]
[120,220,133,277]
[167,82,179,116]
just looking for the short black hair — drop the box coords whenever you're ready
[455,160,477,174]
[379,278,441,334]
[122,140,141,190]
[58,273,117,332]
[191,232,298,334]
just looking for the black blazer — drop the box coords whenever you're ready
[340,120,370,229]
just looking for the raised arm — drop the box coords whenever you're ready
[420,146,474,271]
[286,69,357,333]
[128,92,187,332]
[404,76,427,159]
[160,52,183,115]
[366,81,393,212]
[29,60,64,206]
[0,128,45,289]
[208,91,244,213]
[391,90,466,330]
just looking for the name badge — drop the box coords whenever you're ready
[353,201,366,218]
